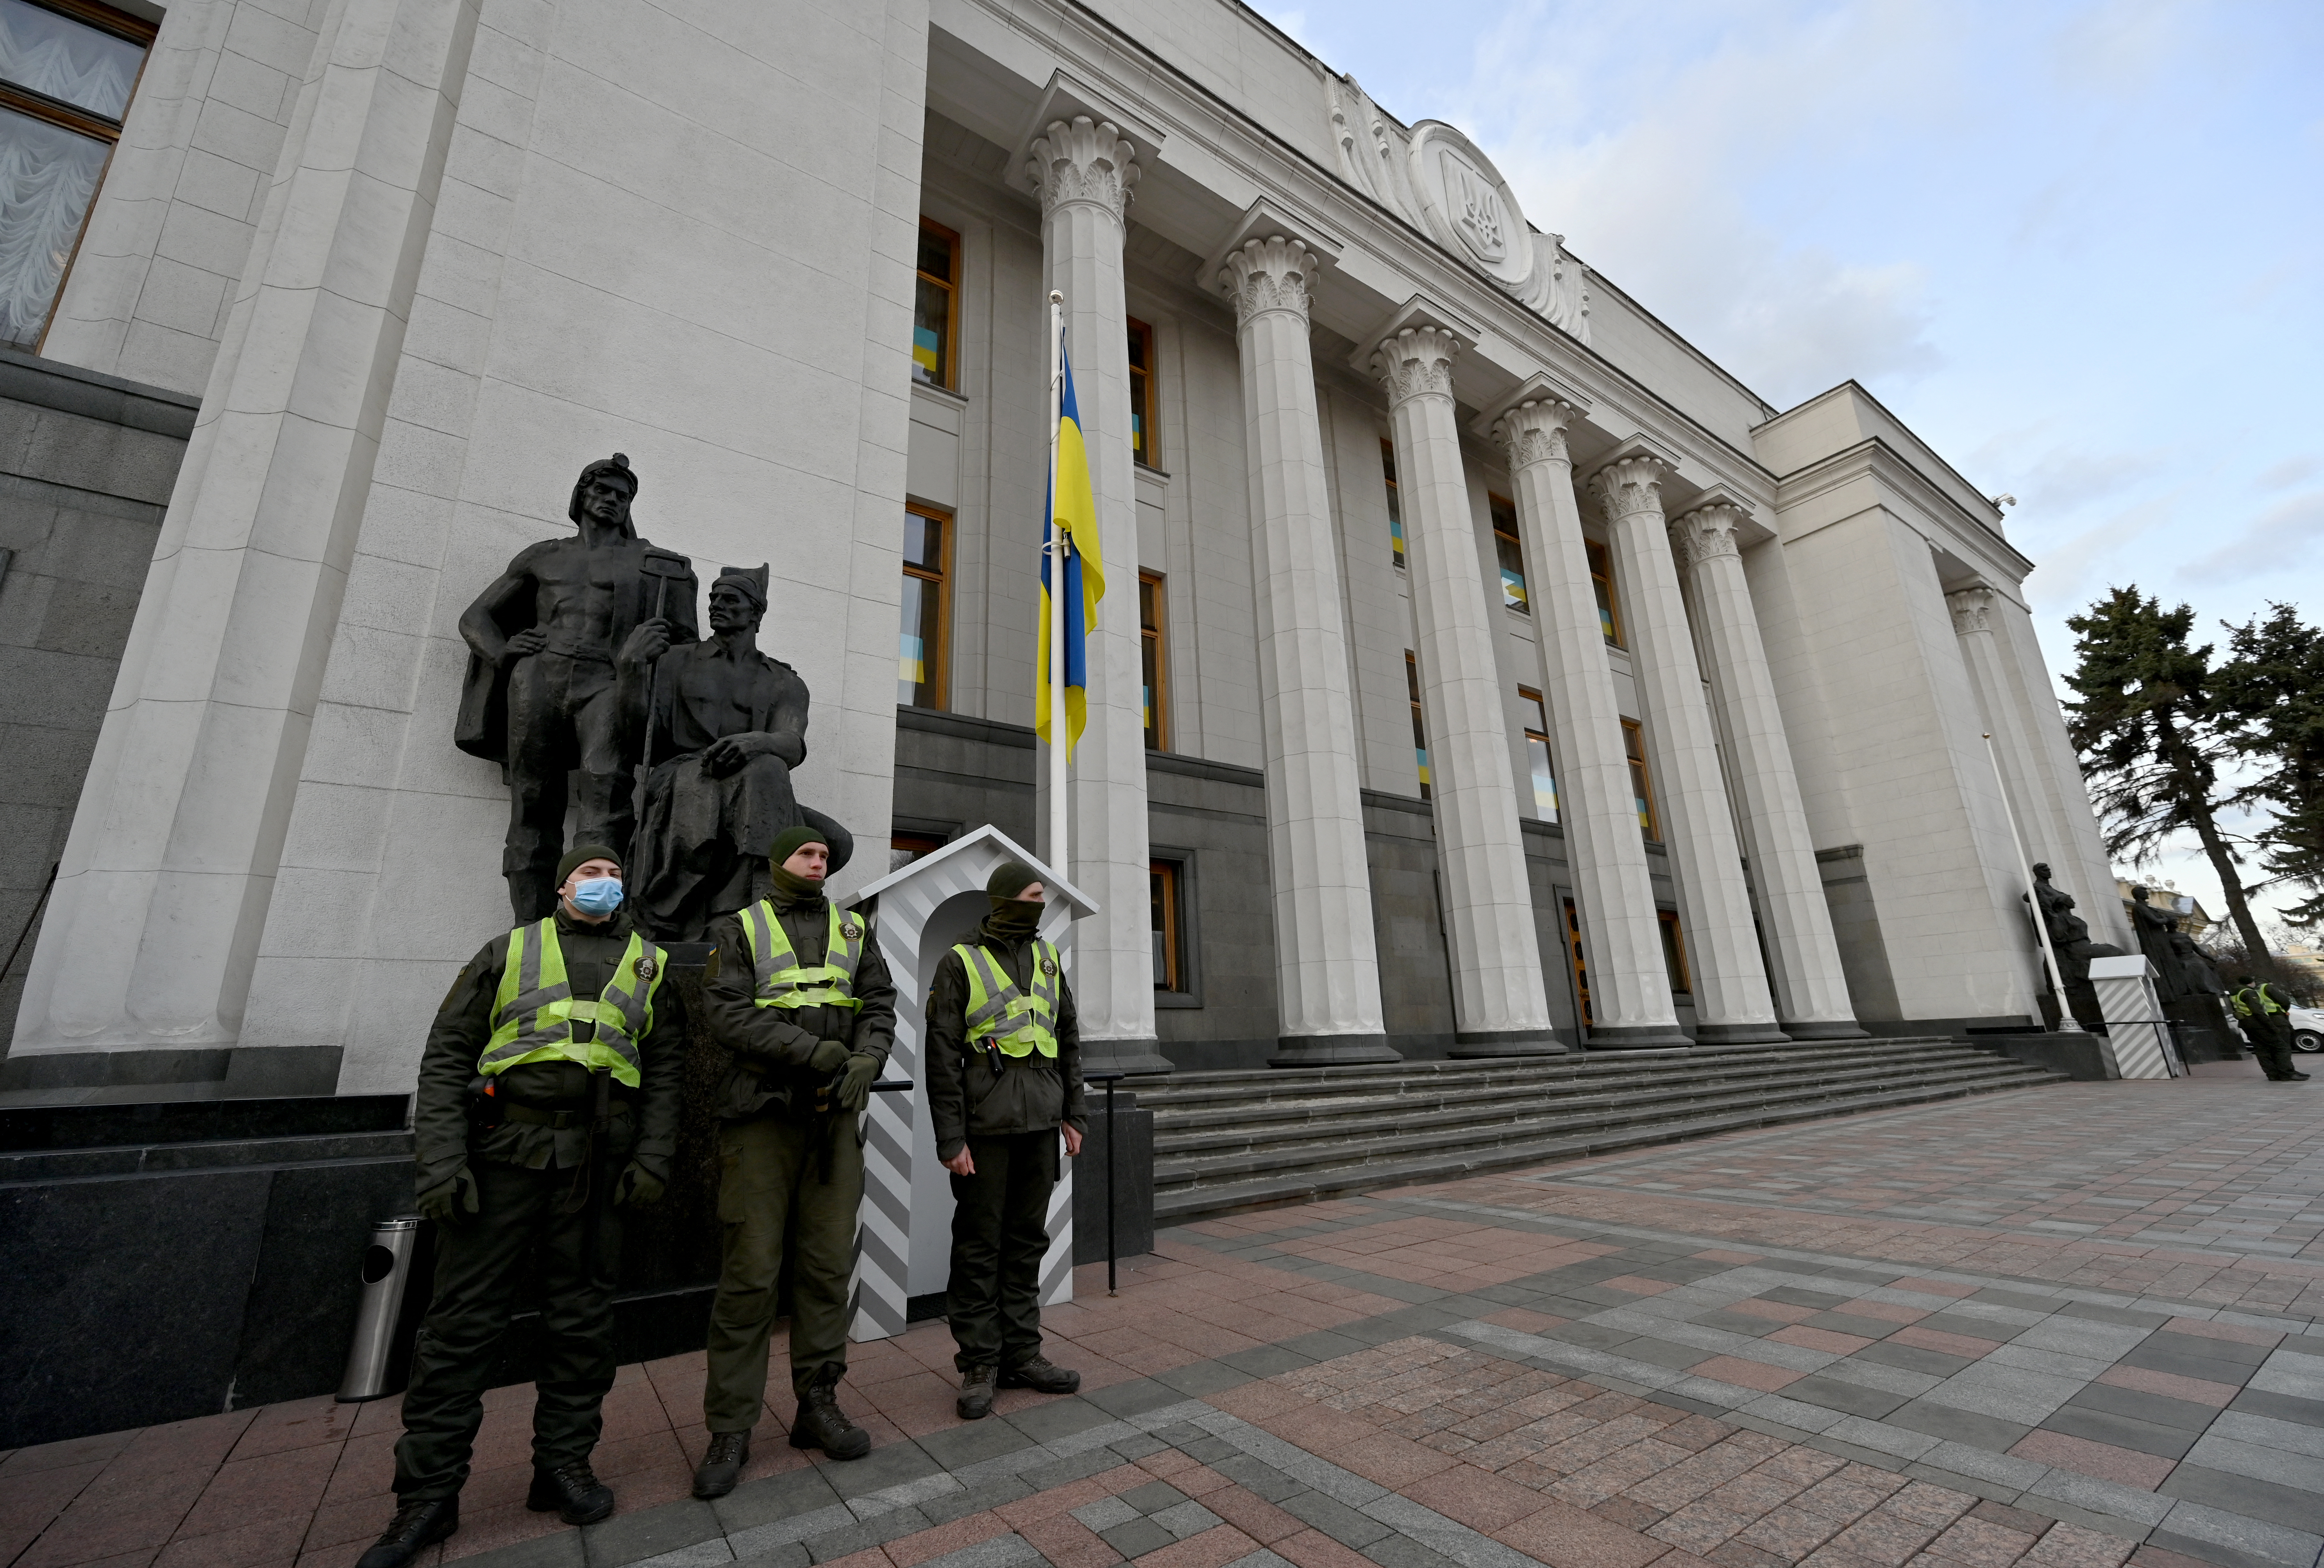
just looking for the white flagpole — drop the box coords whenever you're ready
[1047,290,1068,883]
[1985,732,2085,1035]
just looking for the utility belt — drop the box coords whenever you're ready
[465,1076,636,1132]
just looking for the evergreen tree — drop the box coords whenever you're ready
[2215,603,2324,927]
[2062,587,2269,957]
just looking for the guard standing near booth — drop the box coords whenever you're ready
[2230,975,2310,1082]
[692,825,898,1497]
[358,846,683,1568]
[925,861,1088,1420]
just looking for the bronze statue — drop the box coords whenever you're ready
[2026,863,2107,1027]
[2167,922,2227,996]
[456,455,699,920]
[2126,885,2191,1003]
[620,564,852,940]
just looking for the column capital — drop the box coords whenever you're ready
[1220,235,1319,327]
[1947,584,1997,635]
[1492,397,1586,471]
[1026,115,1142,222]
[1669,500,1745,572]
[1590,452,1673,523]
[1373,325,1462,409]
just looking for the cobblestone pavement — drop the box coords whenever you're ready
[3,1076,2318,1568]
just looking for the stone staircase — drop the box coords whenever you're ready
[1144,1038,2063,1224]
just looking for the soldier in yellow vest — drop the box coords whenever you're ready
[925,861,1088,1420]
[2231,975,2310,1082]
[692,825,897,1497]
[359,846,682,1568]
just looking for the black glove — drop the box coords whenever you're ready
[807,1038,849,1074]
[418,1165,480,1226]
[837,1053,880,1114]
[612,1158,668,1209]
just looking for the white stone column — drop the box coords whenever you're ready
[12,0,480,1073]
[1949,586,2055,875]
[1027,116,1167,1074]
[1374,327,1561,1052]
[1592,456,1785,1044]
[1494,397,1685,1047]
[1221,236,1393,1065]
[1671,502,1861,1037]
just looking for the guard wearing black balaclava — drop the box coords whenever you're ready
[924,860,1088,1419]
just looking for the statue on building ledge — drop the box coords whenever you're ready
[455,454,699,921]
[618,564,853,941]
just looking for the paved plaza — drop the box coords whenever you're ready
[4,1070,2320,1568]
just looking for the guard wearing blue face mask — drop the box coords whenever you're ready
[360,845,684,1568]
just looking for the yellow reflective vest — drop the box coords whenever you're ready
[479,919,666,1088]
[955,939,1061,1058]
[740,899,866,1012]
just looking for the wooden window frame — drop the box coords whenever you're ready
[1562,897,1591,1028]
[1519,685,1556,823]
[1586,538,1624,648]
[1658,909,1691,994]
[1490,494,1529,615]
[912,217,961,390]
[4,0,158,353]
[1139,568,1168,752]
[1151,856,1186,994]
[899,501,951,710]
[1381,438,1405,570]
[1622,718,1660,841]
[1406,650,1430,801]
[1127,316,1158,468]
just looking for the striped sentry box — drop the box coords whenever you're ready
[842,826,1098,1340]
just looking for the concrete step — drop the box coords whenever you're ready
[1148,1044,2064,1224]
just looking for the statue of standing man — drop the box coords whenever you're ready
[456,455,699,921]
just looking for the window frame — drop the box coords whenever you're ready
[898,500,951,711]
[1126,316,1158,468]
[889,828,948,875]
[1658,908,1691,994]
[1561,896,1591,1029]
[1381,438,1405,570]
[2,0,157,353]
[1406,649,1430,801]
[1518,685,1557,824]
[911,217,961,390]
[1622,718,1660,841]
[1149,848,1201,1006]
[1138,568,1168,752]
[1489,493,1529,615]
[1586,538,1625,648]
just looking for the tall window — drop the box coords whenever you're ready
[1562,898,1591,1027]
[1659,910,1690,993]
[1139,570,1167,751]
[1623,719,1659,840]
[891,830,946,874]
[898,504,948,708]
[1151,859,1185,991]
[1381,439,1404,569]
[1490,494,1528,614]
[912,219,959,388]
[0,0,154,349]
[1406,651,1430,801]
[1587,539,1623,646]
[1127,317,1157,466]
[1519,687,1557,823]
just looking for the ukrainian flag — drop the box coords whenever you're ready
[1037,334,1104,758]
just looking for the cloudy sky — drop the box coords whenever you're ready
[1254,0,2322,931]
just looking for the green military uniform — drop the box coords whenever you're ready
[2231,981,2306,1081]
[925,906,1086,1375]
[393,905,682,1503]
[698,881,896,1432]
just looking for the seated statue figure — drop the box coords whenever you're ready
[618,565,851,939]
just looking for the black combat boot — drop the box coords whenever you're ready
[998,1354,1081,1395]
[693,1430,751,1499]
[957,1364,997,1420]
[527,1460,615,1525]
[791,1369,871,1459]
[356,1498,459,1568]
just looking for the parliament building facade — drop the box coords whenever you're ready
[0,0,2130,1094]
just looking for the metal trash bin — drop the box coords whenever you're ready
[338,1215,426,1402]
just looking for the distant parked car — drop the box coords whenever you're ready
[2291,1006,2323,1053]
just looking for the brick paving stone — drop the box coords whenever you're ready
[2005,1431,2177,1490]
